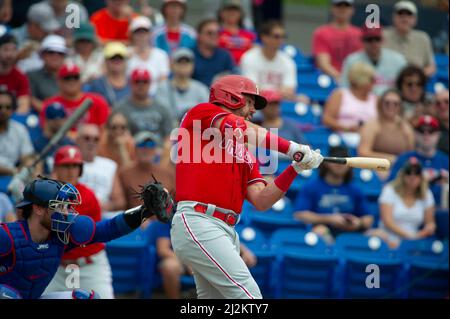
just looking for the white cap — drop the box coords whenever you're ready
[394,1,418,15]
[27,2,61,32]
[40,35,68,54]
[129,16,152,33]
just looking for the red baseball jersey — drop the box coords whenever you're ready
[175,103,266,213]
[63,183,104,260]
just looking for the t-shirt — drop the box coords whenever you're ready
[84,76,131,107]
[388,150,449,205]
[341,48,408,96]
[27,68,59,102]
[312,24,362,72]
[293,177,370,217]
[0,67,30,97]
[40,93,110,131]
[383,27,434,69]
[175,103,267,213]
[152,24,196,55]
[378,184,434,242]
[90,8,137,42]
[192,46,236,87]
[154,79,209,120]
[0,120,34,170]
[240,46,297,91]
[115,97,174,138]
[218,28,256,64]
[127,48,170,96]
[62,183,104,260]
[79,156,117,205]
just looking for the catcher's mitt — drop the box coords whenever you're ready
[139,175,175,223]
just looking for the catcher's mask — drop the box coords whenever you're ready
[49,183,81,244]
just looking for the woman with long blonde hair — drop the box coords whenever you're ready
[377,157,436,248]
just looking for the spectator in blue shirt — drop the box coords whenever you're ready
[388,115,449,208]
[293,146,374,243]
[192,18,236,87]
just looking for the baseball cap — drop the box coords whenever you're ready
[40,35,68,55]
[261,89,282,103]
[415,115,440,132]
[131,68,151,82]
[54,145,83,166]
[129,16,152,33]
[394,1,417,15]
[0,32,16,47]
[361,25,383,39]
[331,0,354,5]
[73,22,97,43]
[403,156,422,175]
[222,0,242,10]
[58,63,81,79]
[27,2,61,32]
[103,42,129,59]
[134,131,161,148]
[172,47,194,62]
[45,102,66,120]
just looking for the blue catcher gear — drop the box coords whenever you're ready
[71,288,101,299]
[0,284,23,299]
[16,178,81,244]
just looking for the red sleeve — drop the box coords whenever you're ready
[247,155,267,186]
[182,103,230,130]
[312,26,330,56]
[16,70,30,97]
[89,94,111,127]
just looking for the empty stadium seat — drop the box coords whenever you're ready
[352,168,382,201]
[297,71,337,104]
[235,225,275,297]
[435,210,449,239]
[105,228,154,298]
[398,239,449,298]
[270,229,339,298]
[335,233,403,298]
[280,100,322,125]
[11,111,43,142]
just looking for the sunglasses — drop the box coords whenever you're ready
[270,33,287,40]
[44,50,66,56]
[382,100,401,107]
[363,37,382,43]
[436,99,449,107]
[396,10,414,16]
[404,169,421,176]
[203,30,219,36]
[62,75,80,81]
[133,80,150,84]
[415,127,439,135]
[0,104,13,111]
[82,135,99,142]
[110,124,127,131]
[108,55,125,61]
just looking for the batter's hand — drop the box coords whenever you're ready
[289,143,323,171]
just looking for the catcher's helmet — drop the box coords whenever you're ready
[54,145,84,176]
[209,75,267,110]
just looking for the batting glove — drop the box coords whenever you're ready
[291,146,323,172]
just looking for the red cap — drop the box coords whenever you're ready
[58,63,80,78]
[131,68,151,82]
[361,25,383,39]
[54,145,83,166]
[261,89,282,103]
[415,115,440,130]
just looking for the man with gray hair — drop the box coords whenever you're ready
[384,0,436,77]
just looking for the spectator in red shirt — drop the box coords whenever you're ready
[217,1,256,65]
[45,145,114,299]
[0,33,31,114]
[90,0,137,43]
[312,0,362,83]
[40,63,110,133]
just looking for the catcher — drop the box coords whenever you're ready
[0,176,173,299]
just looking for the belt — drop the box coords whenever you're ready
[193,203,239,227]
[61,256,93,267]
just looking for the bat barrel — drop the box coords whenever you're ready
[323,157,347,165]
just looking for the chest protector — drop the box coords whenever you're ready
[0,221,65,299]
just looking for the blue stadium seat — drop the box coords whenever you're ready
[270,229,339,298]
[302,126,342,154]
[247,197,307,238]
[335,233,403,298]
[11,111,43,142]
[398,239,449,298]
[280,100,322,125]
[235,225,275,297]
[352,168,382,201]
[105,228,154,298]
[0,176,12,194]
[435,210,449,239]
[297,71,337,104]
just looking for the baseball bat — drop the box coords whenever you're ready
[8,98,93,200]
[292,152,390,171]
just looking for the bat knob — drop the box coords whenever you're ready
[293,152,304,162]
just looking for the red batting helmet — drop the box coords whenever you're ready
[209,75,267,110]
[54,145,84,176]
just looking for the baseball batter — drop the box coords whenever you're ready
[171,75,323,299]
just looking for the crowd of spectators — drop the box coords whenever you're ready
[0,0,448,298]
